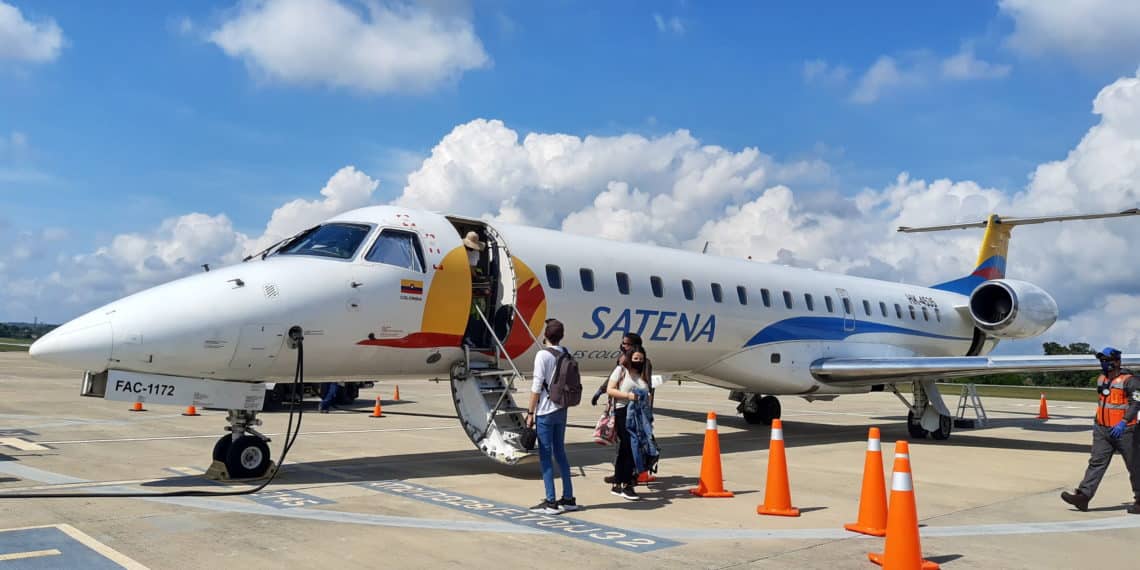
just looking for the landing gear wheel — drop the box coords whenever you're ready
[742,408,764,424]
[212,434,232,462]
[930,414,953,440]
[758,395,781,426]
[225,435,271,479]
[907,411,927,439]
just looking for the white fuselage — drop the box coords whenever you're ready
[31,205,987,396]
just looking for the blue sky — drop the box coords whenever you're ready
[4,0,1140,349]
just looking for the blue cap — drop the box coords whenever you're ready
[1097,346,1122,360]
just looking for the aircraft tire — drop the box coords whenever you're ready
[758,395,781,426]
[906,411,927,439]
[930,414,953,440]
[225,435,271,479]
[212,435,232,462]
[742,409,765,424]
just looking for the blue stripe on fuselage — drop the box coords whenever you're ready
[744,316,969,347]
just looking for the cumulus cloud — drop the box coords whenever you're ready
[210,0,489,93]
[803,59,850,85]
[1000,0,1140,64]
[0,1,64,63]
[246,165,379,253]
[940,46,1012,80]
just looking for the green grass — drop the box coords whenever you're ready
[0,337,31,352]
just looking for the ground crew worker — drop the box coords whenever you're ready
[1061,347,1140,512]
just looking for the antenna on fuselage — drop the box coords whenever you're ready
[701,241,710,254]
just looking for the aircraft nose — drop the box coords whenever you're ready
[29,319,113,371]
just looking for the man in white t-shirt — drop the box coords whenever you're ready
[526,319,577,514]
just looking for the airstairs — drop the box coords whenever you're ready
[450,304,541,465]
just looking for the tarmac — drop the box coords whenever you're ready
[2,351,1139,569]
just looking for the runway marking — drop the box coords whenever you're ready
[0,548,60,561]
[8,456,1140,541]
[0,437,48,452]
[37,425,454,445]
[247,489,335,509]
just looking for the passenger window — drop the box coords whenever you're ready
[546,265,563,289]
[737,286,748,305]
[651,276,664,298]
[804,293,814,311]
[682,279,694,301]
[921,307,929,321]
[761,288,771,307]
[909,305,917,320]
[616,272,630,295]
[363,228,424,271]
[711,283,723,303]
[863,300,872,316]
[285,223,372,261]
[824,296,834,313]
[783,290,793,309]
[880,302,888,318]
[580,268,595,292]
[895,304,903,319]
[842,298,853,314]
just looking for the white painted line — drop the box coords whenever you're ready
[55,524,149,570]
[0,437,48,451]
[0,548,61,561]
[0,478,168,494]
[0,463,85,485]
[38,425,454,445]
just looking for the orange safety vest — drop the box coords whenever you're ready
[1096,373,1136,427]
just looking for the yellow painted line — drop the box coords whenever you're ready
[0,548,60,561]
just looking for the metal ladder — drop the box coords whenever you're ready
[955,383,988,427]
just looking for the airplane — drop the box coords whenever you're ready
[27,205,1140,479]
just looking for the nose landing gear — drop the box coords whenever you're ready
[206,410,276,480]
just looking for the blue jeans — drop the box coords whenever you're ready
[536,407,573,501]
[319,383,338,411]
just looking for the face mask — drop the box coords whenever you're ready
[1101,360,1114,375]
[630,361,644,373]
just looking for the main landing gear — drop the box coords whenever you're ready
[892,380,953,440]
[735,393,782,425]
[207,410,275,480]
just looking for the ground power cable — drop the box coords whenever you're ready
[0,327,307,499]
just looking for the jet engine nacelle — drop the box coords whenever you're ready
[968,279,1058,339]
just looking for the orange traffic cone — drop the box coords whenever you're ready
[1037,393,1050,420]
[394,385,401,401]
[370,396,384,418]
[757,419,800,517]
[129,401,146,412]
[868,441,940,570]
[181,405,200,417]
[844,427,887,536]
[689,412,734,497]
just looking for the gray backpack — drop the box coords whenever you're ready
[544,347,582,407]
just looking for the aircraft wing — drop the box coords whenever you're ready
[810,354,1140,387]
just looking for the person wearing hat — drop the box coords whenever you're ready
[1061,346,1140,513]
[463,231,485,275]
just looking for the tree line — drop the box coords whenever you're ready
[950,341,1101,387]
[0,322,57,340]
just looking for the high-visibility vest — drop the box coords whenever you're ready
[1096,373,1136,427]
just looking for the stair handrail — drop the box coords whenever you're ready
[472,304,526,440]
[510,303,545,352]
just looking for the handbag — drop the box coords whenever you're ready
[519,426,537,451]
[593,398,617,445]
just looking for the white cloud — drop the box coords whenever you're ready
[652,13,684,35]
[246,165,379,253]
[210,0,489,93]
[0,1,64,63]
[941,46,1011,80]
[803,59,850,85]
[847,47,1011,104]
[1000,0,1140,64]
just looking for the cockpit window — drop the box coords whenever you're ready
[277,223,371,260]
[365,229,426,272]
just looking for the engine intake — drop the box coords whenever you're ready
[968,279,1058,339]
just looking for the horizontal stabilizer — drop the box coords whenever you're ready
[898,208,1139,233]
[811,354,1140,386]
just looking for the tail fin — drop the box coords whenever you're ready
[897,209,1139,295]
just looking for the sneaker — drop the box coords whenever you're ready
[610,484,623,497]
[1061,490,1090,512]
[620,485,640,501]
[558,497,580,512]
[529,499,563,515]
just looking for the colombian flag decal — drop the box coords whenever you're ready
[400,279,424,295]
